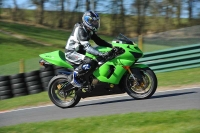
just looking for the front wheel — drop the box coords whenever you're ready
[121,68,157,99]
[48,75,81,108]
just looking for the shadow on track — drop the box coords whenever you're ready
[151,91,196,99]
[75,91,196,108]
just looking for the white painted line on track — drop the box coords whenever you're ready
[0,87,199,114]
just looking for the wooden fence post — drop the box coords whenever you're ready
[138,35,143,51]
[19,59,25,73]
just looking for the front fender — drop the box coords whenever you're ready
[131,63,149,68]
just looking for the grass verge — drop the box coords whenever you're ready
[0,110,199,133]
[157,67,200,87]
[0,32,62,66]
[0,21,69,47]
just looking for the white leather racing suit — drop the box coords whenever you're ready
[65,23,112,65]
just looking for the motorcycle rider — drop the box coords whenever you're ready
[65,10,113,88]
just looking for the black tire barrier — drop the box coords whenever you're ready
[26,81,41,86]
[0,75,12,100]
[41,76,53,83]
[40,67,55,91]
[0,86,11,91]
[0,95,12,100]
[10,73,28,97]
[26,86,42,94]
[11,84,28,97]
[42,82,49,91]
[25,76,39,82]
[13,92,28,97]
[25,70,43,95]
[25,70,39,77]
[40,76,53,91]
[40,65,54,72]
[27,85,42,91]
[12,88,27,94]
[0,68,55,99]
[0,75,10,81]
[11,83,26,89]
[40,71,54,77]
[10,73,24,79]
[10,78,24,84]
[28,89,43,95]
[0,81,10,86]
[11,85,27,95]
[0,89,12,100]
[0,76,10,87]
[0,90,12,96]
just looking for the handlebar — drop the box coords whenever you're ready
[96,47,125,63]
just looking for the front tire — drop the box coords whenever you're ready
[48,75,81,108]
[121,68,157,99]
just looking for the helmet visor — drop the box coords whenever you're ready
[90,19,100,31]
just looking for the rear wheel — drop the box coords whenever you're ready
[122,68,157,99]
[48,75,81,108]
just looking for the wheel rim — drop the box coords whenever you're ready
[51,79,77,106]
[127,70,152,94]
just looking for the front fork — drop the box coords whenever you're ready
[123,66,139,86]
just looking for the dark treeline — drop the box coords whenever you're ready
[0,0,200,37]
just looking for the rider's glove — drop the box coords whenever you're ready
[98,52,109,59]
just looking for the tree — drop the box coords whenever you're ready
[108,0,126,36]
[85,0,97,11]
[188,0,193,21]
[91,0,97,11]
[12,0,18,21]
[86,0,90,10]
[58,0,65,28]
[73,0,80,12]
[176,0,181,25]
[31,0,48,24]
[110,0,118,35]
[133,0,150,35]
[0,0,3,19]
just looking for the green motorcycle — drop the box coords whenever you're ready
[39,34,157,108]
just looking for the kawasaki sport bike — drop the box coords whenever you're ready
[39,33,157,108]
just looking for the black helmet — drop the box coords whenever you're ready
[82,11,100,32]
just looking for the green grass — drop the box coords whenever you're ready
[0,92,50,111]
[0,110,199,133]
[0,20,172,50]
[0,32,63,66]
[0,67,199,112]
[0,57,43,75]
[0,57,44,75]
[157,67,200,87]
[0,21,69,47]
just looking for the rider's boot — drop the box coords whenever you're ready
[70,71,82,88]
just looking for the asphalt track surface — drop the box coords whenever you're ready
[0,87,200,127]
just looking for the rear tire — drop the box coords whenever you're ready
[121,68,157,99]
[48,74,81,108]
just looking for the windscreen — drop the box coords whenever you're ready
[113,33,133,44]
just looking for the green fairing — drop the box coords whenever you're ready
[86,43,144,84]
[39,38,146,84]
[39,50,73,69]
[131,63,149,68]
